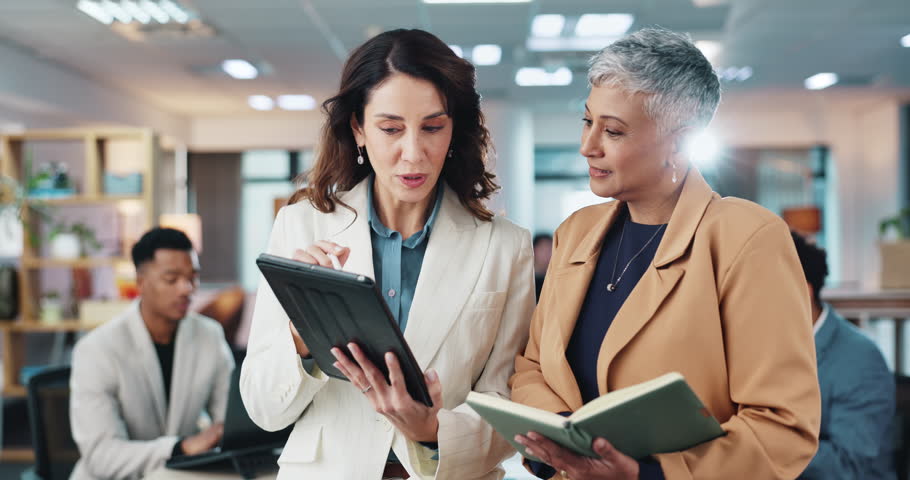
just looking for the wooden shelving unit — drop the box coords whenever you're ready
[0,127,160,458]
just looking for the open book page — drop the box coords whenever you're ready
[569,372,684,423]
[465,392,567,429]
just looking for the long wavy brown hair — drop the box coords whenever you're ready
[288,29,499,221]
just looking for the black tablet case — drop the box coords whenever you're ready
[256,253,432,406]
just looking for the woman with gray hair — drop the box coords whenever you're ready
[509,27,820,479]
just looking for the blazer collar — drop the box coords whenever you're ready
[325,178,480,369]
[653,167,715,268]
[814,304,840,362]
[125,300,196,434]
[566,167,715,267]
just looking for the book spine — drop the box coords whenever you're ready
[565,421,596,457]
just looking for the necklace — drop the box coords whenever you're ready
[606,217,666,292]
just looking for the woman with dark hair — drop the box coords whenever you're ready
[240,29,535,479]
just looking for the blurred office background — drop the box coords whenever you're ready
[0,0,908,477]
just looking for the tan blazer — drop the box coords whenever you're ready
[240,179,535,479]
[511,168,821,480]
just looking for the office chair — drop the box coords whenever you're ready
[894,374,910,480]
[24,366,78,480]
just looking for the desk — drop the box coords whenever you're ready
[823,288,910,373]
[145,466,277,480]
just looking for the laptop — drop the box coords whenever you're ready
[166,363,292,479]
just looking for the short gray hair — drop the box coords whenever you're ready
[588,27,721,135]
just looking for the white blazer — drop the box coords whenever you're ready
[69,302,234,480]
[240,179,535,480]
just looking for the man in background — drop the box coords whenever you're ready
[70,227,234,480]
[792,232,896,480]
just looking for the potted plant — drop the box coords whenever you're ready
[49,221,102,259]
[0,174,26,254]
[39,290,62,324]
[1,173,53,253]
[879,208,910,289]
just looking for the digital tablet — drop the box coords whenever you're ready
[256,253,432,407]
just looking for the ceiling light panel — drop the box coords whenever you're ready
[101,0,133,23]
[140,0,170,23]
[532,14,565,38]
[515,67,573,86]
[222,59,258,79]
[120,1,151,23]
[248,95,275,111]
[278,95,317,111]
[422,0,532,3]
[575,14,634,37]
[77,0,194,25]
[804,72,838,90]
[77,0,114,24]
[472,44,502,66]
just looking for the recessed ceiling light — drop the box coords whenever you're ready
[121,1,151,24]
[422,0,532,3]
[526,36,621,52]
[902,34,910,48]
[139,0,170,23]
[695,40,721,64]
[160,0,190,23]
[100,0,132,23]
[735,66,753,81]
[277,95,316,111]
[515,67,573,86]
[221,59,258,80]
[248,95,274,111]
[77,0,113,24]
[78,0,193,25]
[449,45,464,58]
[472,44,502,66]
[716,66,754,82]
[575,14,634,37]
[804,72,838,90]
[532,14,565,38]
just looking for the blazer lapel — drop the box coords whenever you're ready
[596,168,715,392]
[403,185,482,370]
[166,315,196,434]
[542,202,621,411]
[126,301,167,432]
[813,306,839,363]
[327,180,375,279]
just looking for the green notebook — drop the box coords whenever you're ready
[467,372,725,461]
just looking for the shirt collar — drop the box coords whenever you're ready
[366,175,444,247]
[813,304,829,336]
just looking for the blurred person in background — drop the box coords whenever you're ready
[533,233,553,300]
[69,227,234,480]
[791,231,896,480]
[240,29,535,480]
[510,27,820,480]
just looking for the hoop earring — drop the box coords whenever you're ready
[356,145,365,165]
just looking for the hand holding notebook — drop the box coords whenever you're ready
[466,372,724,462]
